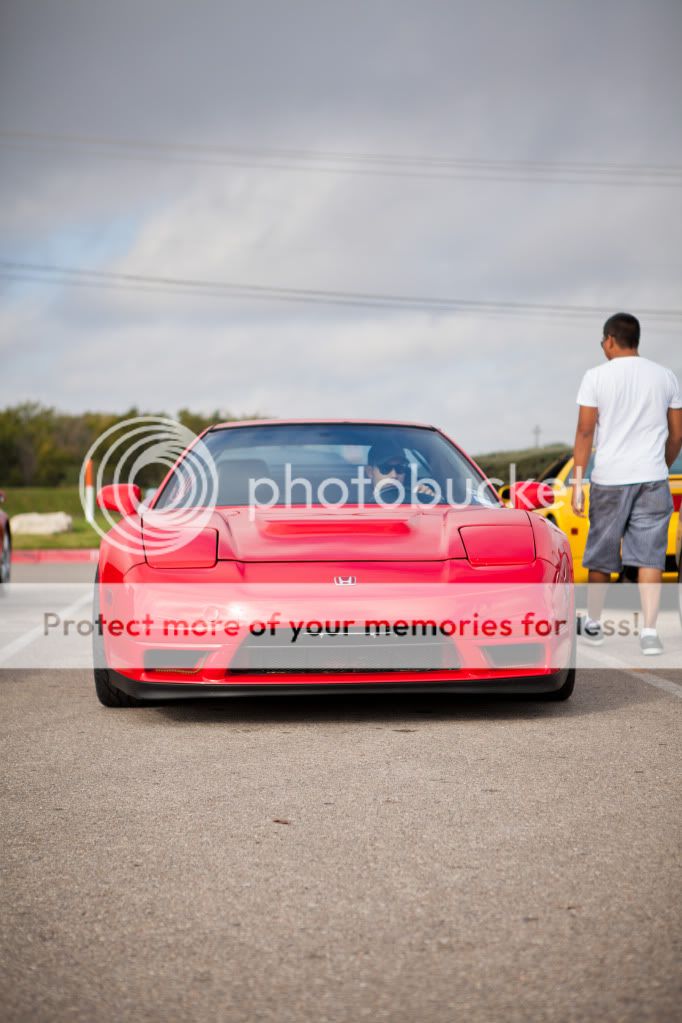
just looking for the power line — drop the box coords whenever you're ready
[2,268,654,326]
[2,260,681,323]
[1,130,680,187]
[4,129,680,174]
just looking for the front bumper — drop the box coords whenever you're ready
[109,665,573,700]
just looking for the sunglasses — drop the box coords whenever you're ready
[377,460,409,475]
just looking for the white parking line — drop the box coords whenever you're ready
[0,592,92,667]
[581,646,682,699]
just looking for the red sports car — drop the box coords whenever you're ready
[93,420,575,705]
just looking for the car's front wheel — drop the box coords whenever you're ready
[92,570,144,707]
[533,632,576,701]
[537,666,576,701]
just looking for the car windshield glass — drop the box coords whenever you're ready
[154,423,500,508]
[539,452,595,483]
[670,451,682,475]
[539,454,571,481]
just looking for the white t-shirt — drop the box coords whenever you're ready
[576,356,682,485]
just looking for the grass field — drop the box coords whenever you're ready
[472,443,571,484]
[3,486,86,519]
[10,518,106,550]
[3,487,108,549]
[3,444,571,549]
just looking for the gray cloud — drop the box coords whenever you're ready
[1,0,680,453]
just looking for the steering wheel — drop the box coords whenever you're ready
[374,481,437,505]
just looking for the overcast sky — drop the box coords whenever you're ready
[1,0,680,454]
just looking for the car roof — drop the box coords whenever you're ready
[208,418,438,431]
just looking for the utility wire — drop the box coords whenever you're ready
[1,130,680,187]
[3,129,681,174]
[2,260,681,323]
[0,269,651,326]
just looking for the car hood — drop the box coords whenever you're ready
[213,506,532,562]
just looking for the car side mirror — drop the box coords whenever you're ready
[509,481,555,511]
[96,483,142,517]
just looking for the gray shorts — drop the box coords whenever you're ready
[583,480,673,573]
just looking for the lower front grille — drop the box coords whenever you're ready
[229,628,460,674]
[144,649,208,673]
[482,643,544,668]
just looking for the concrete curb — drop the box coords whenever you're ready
[12,549,99,564]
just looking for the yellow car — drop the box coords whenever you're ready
[531,452,682,583]
[676,504,682,629]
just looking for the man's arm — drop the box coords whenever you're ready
[665,408,682,468]
[572,405,598,516]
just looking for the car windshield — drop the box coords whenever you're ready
[154,423,500,509]
[540,452,594,482]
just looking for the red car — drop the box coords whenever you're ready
[0,491,10,585]
[93,420,575,705]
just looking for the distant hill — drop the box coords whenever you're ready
[0,403,260,487]
[473,444,571,485]
[0,402,571,489]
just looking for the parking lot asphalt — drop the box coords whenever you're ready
[2,558,681,1021]
[1,653,681,1023]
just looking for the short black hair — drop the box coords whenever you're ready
[603,312,640,349]
[367,443,405,467]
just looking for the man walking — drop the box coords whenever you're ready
[572,312,682,654]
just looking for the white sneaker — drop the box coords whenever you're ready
[576,615,604,646]
[640,633,664,656]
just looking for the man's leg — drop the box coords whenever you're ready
[622,481,672,651]
[638,566,663,629]
[587,570,611,622]
[581,483,631,636]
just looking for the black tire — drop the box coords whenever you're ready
[677,557,682,633]
[0,528,10,584]
[93,666,144,707]
[533,631,576,701]
[92,570,144,707]
[536,666,576,701]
